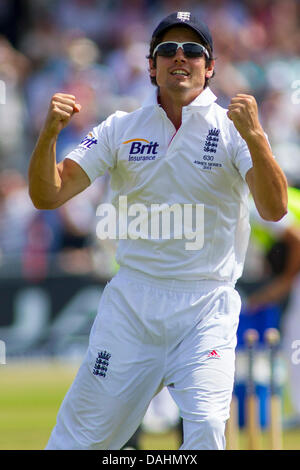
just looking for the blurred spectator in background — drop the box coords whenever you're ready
[0,0,30,46]
[0,36,30,172]
[21,174,110,281]
[54,176,109,276]
[22,30,119,145]
[0,169,36,262]
[246,188,300,422]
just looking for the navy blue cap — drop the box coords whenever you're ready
[152,11,213,53]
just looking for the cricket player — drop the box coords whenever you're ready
[28,12,288,450]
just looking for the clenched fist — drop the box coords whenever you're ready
[227,94,262,141]
[43,93,81,137]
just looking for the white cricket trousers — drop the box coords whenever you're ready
[45,267,241,450]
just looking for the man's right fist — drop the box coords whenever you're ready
[44,93,81,137]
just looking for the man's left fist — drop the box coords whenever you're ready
[227,94,262,140]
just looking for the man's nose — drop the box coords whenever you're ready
[173,47,186,61]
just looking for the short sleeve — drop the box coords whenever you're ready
[64,117,116,183]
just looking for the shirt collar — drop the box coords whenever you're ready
[142,87,217,109]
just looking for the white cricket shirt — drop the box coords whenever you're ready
[65,87,254,284]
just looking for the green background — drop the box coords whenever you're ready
[1,360,300,450]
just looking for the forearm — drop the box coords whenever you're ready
[246,130,288,221]
[247,275,293,309]
[28,129,62,209]
[248,229,300,309]
[29,93,83,209]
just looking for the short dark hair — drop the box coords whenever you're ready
[147,29,215,89]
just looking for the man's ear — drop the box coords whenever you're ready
[149,58,156,78]
[205,59,215,79]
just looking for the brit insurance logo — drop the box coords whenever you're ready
[123,138,159,162]
[194,128,222,171]
[80,132,98,149]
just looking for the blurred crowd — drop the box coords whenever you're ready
[0,0,300,280]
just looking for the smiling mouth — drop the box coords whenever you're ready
[170,69,190,77]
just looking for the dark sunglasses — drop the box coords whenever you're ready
[153,41,210,59]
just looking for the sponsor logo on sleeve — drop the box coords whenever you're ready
[80,132,98,149]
